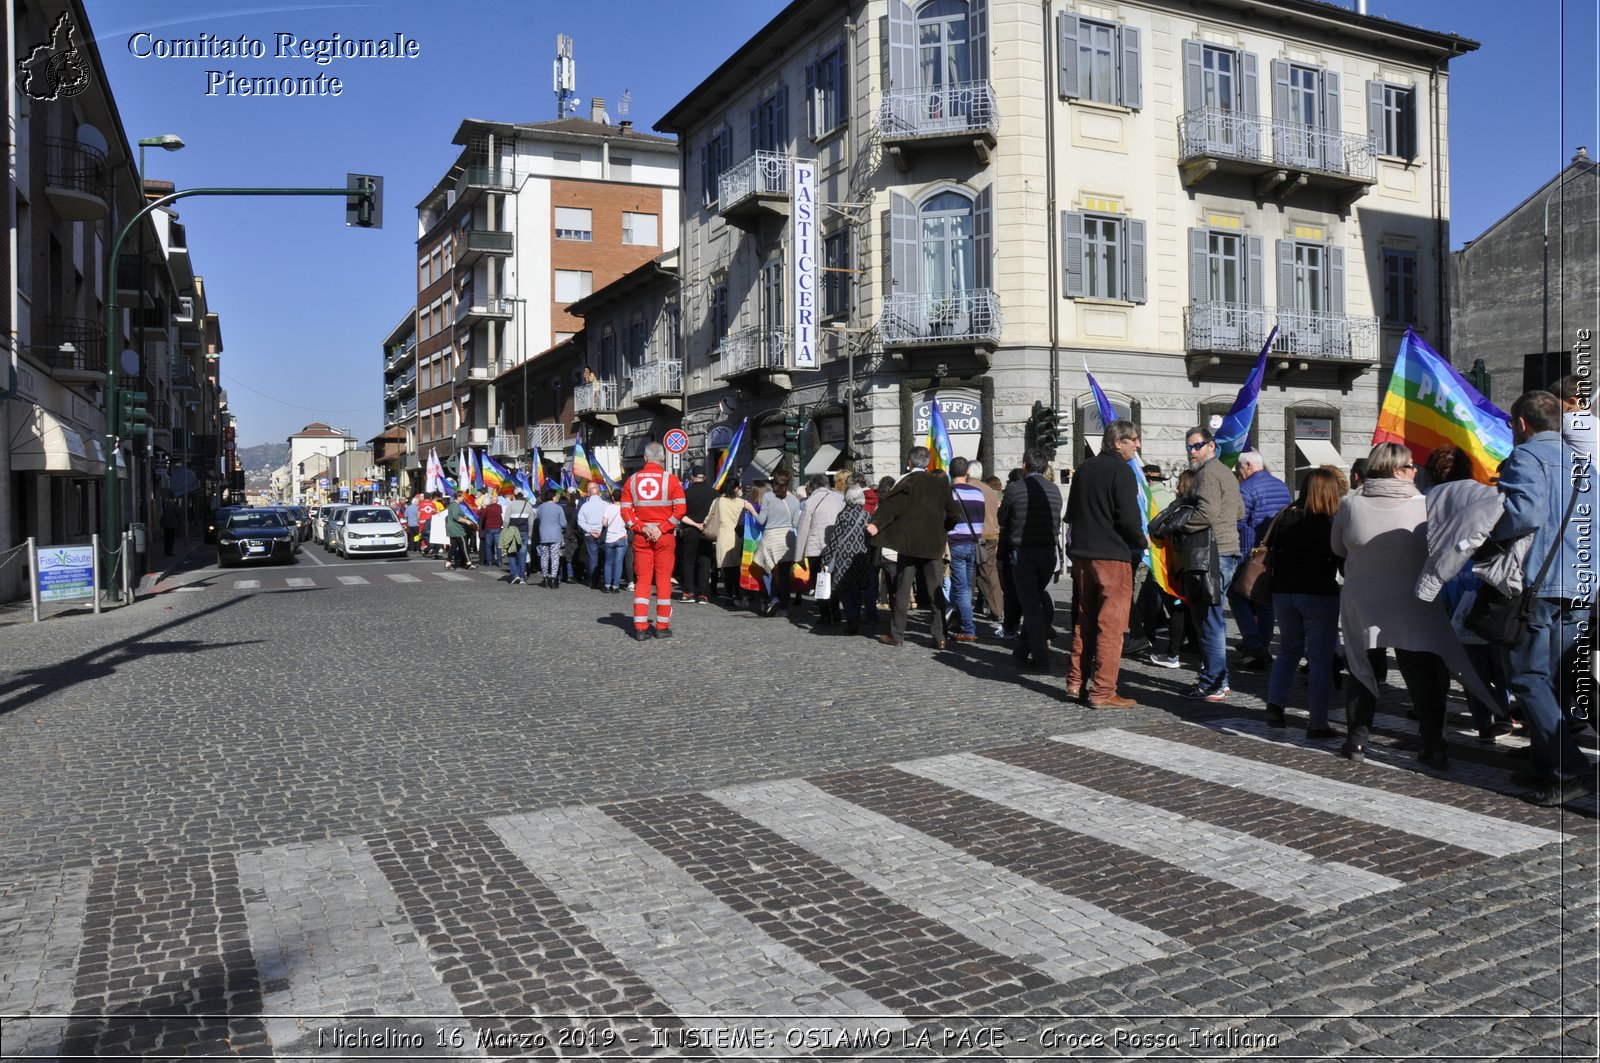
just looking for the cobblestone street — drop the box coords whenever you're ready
[1,568,1596,1060]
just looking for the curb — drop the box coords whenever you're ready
[136,538,209,597]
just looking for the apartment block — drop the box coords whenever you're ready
[653,0,1475,482]
[401,106,679,493]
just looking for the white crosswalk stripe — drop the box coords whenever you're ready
[387,573,422,583]
[232,579,260,590]
[490,805,902,1054]
[437,572,473,582]
[896,752,1403,910]
[283,577,314,588]
[710,778,1177,981]
[336,575,369,585]
[1055,728,1572,856]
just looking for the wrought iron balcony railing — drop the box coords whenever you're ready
[574,379,621,415]
[1183,301,1380,361]
[717,328,790,377]
[718,150,790,209]
[1178,108,1378,183]
[877,80,999,140]
[528,423,569,452]
[630,359,682,401]
[878,289,1002,346]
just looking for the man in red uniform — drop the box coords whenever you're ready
[620,441,687,640]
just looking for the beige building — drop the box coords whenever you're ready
[653,0,1475,483]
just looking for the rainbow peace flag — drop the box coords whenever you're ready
[1215,325,1277,468]
[1373,329,1512,484]
[713,417,748,490]
[480,452,511,493]
[457,495,479,525]
[572,439,597,484]
[925,398,954,472]
[530,446,548,494]
[738,509,762,592]
[1086,365,1180,601]
[513,468,535,500]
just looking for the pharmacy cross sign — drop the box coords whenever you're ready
[663,429,688,454]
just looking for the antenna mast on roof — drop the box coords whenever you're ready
[618,89,631,116]
[554,34,578,120]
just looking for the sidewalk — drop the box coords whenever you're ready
[137,532,211,595]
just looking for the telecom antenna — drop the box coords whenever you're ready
[554,34,577,119]
[618,89,631,116]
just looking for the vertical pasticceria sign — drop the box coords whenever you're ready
[792,158,818,370]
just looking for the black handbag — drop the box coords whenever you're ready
[1149,497,1197,540]
[1465,481,1581,646]
[1179,526,1223,607]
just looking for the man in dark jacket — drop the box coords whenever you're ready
[676,467,718,603]
[866,446,962,648]
[1231,451,1293,669]
[1064,421,1147,708]
[999,449,1065,672]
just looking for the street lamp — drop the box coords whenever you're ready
[137,133,185,177]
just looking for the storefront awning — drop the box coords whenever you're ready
[1295,439,1346,470]
[749,447,786,480]
[803,443,843,477]
[8,400,103,476]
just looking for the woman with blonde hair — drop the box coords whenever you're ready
[1265,468,1344,738]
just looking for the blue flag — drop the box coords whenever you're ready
[1215,325,1278,468]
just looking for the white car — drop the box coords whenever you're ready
[336,505,409,558]
[315,503,349,546]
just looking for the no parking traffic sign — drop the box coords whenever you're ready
[663,429,688,454]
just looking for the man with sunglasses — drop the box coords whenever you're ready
[1180,427,1246,701]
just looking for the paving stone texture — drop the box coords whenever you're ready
[0,566,1595,1060]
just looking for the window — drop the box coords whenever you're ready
[762,260,784,334]
[419,256,430,289]
[622,212,658,246]
[554,207,592,241]
[1062,211,1147,303]
[710,282,730,339]
[921,190,975,295]
[700,126,734,205]
[887,188,994,310]
[554,270,593,303]
[1276,238,1348,355]
[627,315,647,369]
[1058,13,1142,109]
[1369,81,1417,158]
[611,155,633,181]
[1180,41,1259,156]
[823,229,852,317]
[806,46,848,138]
[1270,61,1341,169]
[599,326,618,380]
[917,0,972,98]
[1383,248,1418,326]
[750,85,788,153]
[553,149,582,176]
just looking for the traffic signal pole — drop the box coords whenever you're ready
[103,185,375,599]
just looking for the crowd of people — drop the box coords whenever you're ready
[380,380,1596,809]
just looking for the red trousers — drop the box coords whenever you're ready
[1065,558,1134,700]
[633,531,676,630]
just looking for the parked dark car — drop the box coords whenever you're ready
[284,504,313,541]
[205,505,242,544]
[216,509,299,567]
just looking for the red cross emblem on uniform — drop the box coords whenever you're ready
[637,475,661,501]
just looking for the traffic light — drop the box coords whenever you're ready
[1028,401,1058,455]
[118,389,149,438]
[782,412,802,458]
[346,173,384,229]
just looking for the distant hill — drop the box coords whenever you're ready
[239,442,289,489]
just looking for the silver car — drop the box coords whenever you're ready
[335,506,409,559]
[316,503,350,548]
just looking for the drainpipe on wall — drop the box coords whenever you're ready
[1,0,15,571]
[1042,0,1061,413]
[1429,46,1458,354]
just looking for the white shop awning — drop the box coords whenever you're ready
[802,443,843,477]
[750,446,786,479]
[1295,439,1346,470]
[8,401,103,476]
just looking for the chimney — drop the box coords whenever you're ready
[590,97,609,125]
[619,120,633,135]
[1575,145,1590,163]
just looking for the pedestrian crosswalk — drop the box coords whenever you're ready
[159,567,517,594]
[2,723,1582,1058]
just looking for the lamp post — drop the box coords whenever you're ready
[132,135,183,569]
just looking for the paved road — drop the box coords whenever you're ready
[0,547,1595,1060]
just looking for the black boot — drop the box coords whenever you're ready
[1265,703,1286,727]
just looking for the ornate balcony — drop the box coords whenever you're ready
[1177,109,1378,205]
[718,150,790,230]
[44,137,108,221]
[877,81,999,170]
[630,359,682,408]
[34,317,104,383]
[717,328,790,381]
[878,289,1001,355]
[1183,301,1379,384]
[574,379,622,423]
[457,228,514,266]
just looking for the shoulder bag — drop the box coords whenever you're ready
[1465,480,1582,646]
[1231,505,1290,605]
[1149,496,1198,540]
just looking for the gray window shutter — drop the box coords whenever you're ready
[1240,52,1259,116]
[880,208,892,293]
[776,84,789,147]
[1062,210,1086,297]
[890,192,920,296]
[1182,40,1203,113]
[1327,245,1345,316]
[1366,79,1384,148]
[887,0,915,93]
[699,143,710,204]
[1403,88,1418,159]
[837,47,850,124]
[1277,239,1295,311]
[749,107,759,154]
[1246,234,1265,308]
[1126,218,1147,303]
[1189,227,1209,305]
[805,63,818,140]
[974,186,993,290]
[970,0,989,81]
[1120,25,1142,110]
[1270,59,1290,123]
[1320,69,1342,170]
[1058,13,1080,100]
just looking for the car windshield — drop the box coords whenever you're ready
[227,512,287,530]
[348,509,396,524]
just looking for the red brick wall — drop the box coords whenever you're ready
[549,180,664,336]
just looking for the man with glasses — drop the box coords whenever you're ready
[1181,427,1246,701]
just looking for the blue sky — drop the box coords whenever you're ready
[80,1,1596,448]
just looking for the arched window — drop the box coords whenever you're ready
[920,190,975,296]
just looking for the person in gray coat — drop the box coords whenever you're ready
[1181,427,1246,702]
[794,473,845,623]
